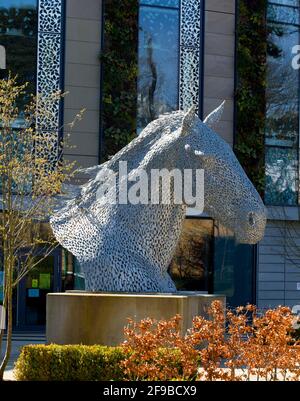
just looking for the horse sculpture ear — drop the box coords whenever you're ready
[180,105,197,137]
[203,100,225,129]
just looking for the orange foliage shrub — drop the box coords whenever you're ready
[121,301,300,381]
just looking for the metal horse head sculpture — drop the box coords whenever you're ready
[50,103,266,292]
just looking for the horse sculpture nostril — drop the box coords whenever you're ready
[248,212,255,227]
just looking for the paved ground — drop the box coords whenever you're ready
[1,332,45,380]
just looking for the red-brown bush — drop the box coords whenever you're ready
[121,301,300,381]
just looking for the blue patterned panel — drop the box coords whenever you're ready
[38,0,62,33]
[36,0,63,166]
[179,47,200,111]
[265,147,298,205]
[180,0,202,48]
[179,0,203,113]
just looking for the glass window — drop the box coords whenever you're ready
[101,0,202,150]
[265,146,298,204]
[61,250,85,291]
[23,255,54,326]
[265,1,300,205]
[137,3,180,132]
[168,218,213,292]
[0,0,37,102]
[213,224,255,307]
[74,257,85,290]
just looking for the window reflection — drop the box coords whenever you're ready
[61,250,85,291]
[268,3,300,25]
[140,0,179,7]
[137,5,179,132]
[213,223,255,307]
[266,26,299,147]
[265,1,300,205]
[270,0,298,5]
[168,218,213,292]
[0,0,37,104]
[265,147,298,205]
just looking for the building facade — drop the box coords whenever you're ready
[0,0,299,329]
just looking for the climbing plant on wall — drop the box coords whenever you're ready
[235,0,268,196]
[100,0,138,161]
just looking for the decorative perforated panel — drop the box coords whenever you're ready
[36,0,64,164]
[179,0,203,113]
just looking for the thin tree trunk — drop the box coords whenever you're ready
[0,260,13,381]
[0,330,3,358]
[0,298,7,365]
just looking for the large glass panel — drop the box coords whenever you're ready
[0,0,37,104]
[137,6,179,131]
[13,225,57,328]
[168,219,213,291]
[213,224,255,307]
[265,1,300,205]
[266,25,299,147]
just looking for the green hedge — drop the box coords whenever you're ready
[15,344,126,381]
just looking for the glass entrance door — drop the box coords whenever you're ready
[16,250,61,329]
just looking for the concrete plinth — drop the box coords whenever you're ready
[46,292,226,346]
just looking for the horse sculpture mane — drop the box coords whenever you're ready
[50,104,266,292]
